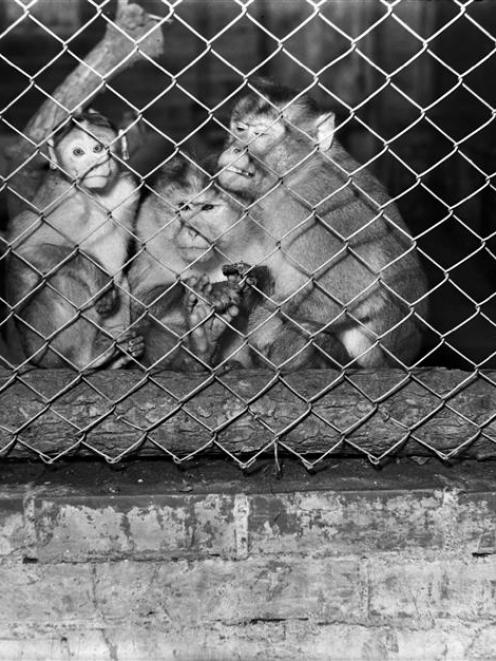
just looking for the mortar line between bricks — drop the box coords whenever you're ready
[22,487,39,562]
[358,558,370,619]
[234,493,249,560]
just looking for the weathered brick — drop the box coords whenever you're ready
[0,496,29,559]
[0,637,71,661]
[0,629,111,661]
[283,620,475,661]
[248,491,449,556]
[93,557,362,626]
[467,624,496,660]
[0,621,482,661]
[36,499,133,562]
[32,489,496,564]
[367,557,496,622]
[458,492,496,553]
[395,624,475,661]
[0,564,97,625]
[35,494,242,562]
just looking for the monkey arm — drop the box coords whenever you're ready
[5,245,136,370]
[244,302,350,372]
[183,264,273,368]
[130,266,270,371]
[130,283,197,371]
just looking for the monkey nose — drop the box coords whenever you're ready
[185,226,202,241]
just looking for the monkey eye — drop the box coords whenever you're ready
[201,204,214,211]
[92,143,104,153]
[72,146,84,156]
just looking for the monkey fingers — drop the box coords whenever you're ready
[183,275,211,311]
[126,332,145,360]
[222,262,257,292]
[184,275,241,364]
[186,275,241,328]
[221,262,273,313]
[109,329,145,368]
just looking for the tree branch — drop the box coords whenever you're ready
[5,0,165,218]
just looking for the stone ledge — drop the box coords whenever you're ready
[1,459,496,563]
[29,488,496,563]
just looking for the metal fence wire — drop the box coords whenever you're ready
[1,0,496,468]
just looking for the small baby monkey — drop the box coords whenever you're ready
[6,109,143,370]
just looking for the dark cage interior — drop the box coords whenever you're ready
[1,0,496,466]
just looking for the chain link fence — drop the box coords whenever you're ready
[1,0,496,469]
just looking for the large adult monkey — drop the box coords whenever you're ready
[129,157,271,370]
[5,109,143,370]
[216,79,429,369]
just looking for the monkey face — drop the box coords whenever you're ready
[217,143,259,194]
[55,121,119,191]
[229,111,285,158]
[226,91,336,181]
[173,189,244,265]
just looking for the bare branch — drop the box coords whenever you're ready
[6,0,165,218]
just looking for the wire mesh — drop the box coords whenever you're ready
[1,0,496,468]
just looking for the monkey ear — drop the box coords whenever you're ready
[315,112,335,152]
[47,137,58,170]
[118,130,129,161]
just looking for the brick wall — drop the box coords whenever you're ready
[1,459,496,660]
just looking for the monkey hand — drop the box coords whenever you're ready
[221,261,257,290]
[221,262,271,304]
[184,274,243,364]
[124,329,145,361]
[107,328,145,368]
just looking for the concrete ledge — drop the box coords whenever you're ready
[26,488,496,563]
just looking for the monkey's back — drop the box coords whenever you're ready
[271,142,427,308]
[325,142,428,311]
[247,141,428,364]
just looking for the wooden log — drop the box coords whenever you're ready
[6,0,165,217]
[0,367,495,462]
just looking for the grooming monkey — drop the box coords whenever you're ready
[129,157,271,370]
[216,79,429,369]
[6,109,143,369]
